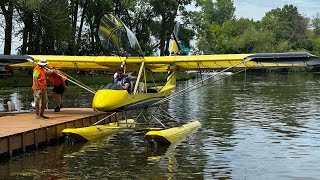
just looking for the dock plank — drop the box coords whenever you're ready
[0,108,116,156]
[0,108,105,138]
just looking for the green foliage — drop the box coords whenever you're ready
[149,0,194,55]
[146,72,195,83]
[193,3,316,54]
[261,4,309,50]
[177,25,195,48]
[15,0,72,54]
[0,1,319,56]
[129,0,157,55]
[229,28,276,53]
[311,14,320,38]
[309,38,320,56]
[193,0,236,54]
[196,0,235,26]
[0,70,195,89]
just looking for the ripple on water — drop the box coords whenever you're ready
[3,74,320,178]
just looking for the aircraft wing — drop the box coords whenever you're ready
[143,52,320,71]
[0,55,32,65]
[2,52,320,72]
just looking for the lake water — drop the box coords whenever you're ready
[1,72,320,179]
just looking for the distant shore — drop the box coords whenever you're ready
[0,70,196,89]
[1,67,318,89]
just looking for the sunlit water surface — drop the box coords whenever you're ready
[1,72,320,179]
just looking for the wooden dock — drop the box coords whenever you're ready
[0,108,119,157]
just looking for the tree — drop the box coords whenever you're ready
[0,0,13,54]
[311,13,320,38]
[261,4,309,50]
[193,0,235,54]
[150,0,193,56]
[16,0,72,54]
[197,0,235,26]
[128,0,157,55]
[229,27,276,53]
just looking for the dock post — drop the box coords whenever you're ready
[22,133,26,153]
[8,136,12,158]
[34,130,38,149]
[46,128,49,145]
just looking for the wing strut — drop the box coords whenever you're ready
[133,60,145,94]
[154,58,251,105]
[44,67,96,94]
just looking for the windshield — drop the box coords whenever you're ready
[98,14,143,56]
[102,83,125,90]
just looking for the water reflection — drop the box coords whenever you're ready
[0,89,33,112]
[0,87,94,112]
[2,73,320,179]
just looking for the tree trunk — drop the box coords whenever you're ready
[94,16,101,54]
[1,2,13,54]
[21,11,33,54]
[27,13,34,54]
[22,28,28,54]
[76,0,88,54]
[71,0,79,54]
[160,3,180,56]
[159,14,167,56]
[34,18,41,54]
[87,17,95,54]
[114,0,120,16]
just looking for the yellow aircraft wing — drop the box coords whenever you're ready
[6,52,320,72]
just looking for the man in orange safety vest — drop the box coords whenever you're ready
[32,59,53,119]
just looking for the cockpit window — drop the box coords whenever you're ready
[102,83,125,90]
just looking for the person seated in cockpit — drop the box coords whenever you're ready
[113,67,131,92]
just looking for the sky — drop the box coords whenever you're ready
[234,0,320,20]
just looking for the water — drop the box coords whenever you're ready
[1,72,320,179]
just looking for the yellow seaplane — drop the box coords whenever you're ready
[7,14,320,147]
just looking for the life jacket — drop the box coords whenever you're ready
[32,65,47,90]
[48,70,67,85]
[113,75,127,85]
[113,75,132,92]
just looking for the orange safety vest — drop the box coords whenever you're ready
[32,65,47,90]
[48,70,67,85]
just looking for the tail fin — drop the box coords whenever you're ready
[171,40,179,55]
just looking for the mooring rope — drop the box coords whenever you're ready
[27,58,97,94]
[46,68,97,94]
[152,59,250,105]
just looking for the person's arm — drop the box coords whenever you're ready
[62,78,67,90]
[46,69,53,75]
[122,83,129,90]
[122,77,130,90]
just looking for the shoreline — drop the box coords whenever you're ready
[0,70,196,89]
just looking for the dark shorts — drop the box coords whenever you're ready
[53,81,68,94]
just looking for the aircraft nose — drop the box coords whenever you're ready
[92,89,129,111]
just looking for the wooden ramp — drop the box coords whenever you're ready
[0,108,118,156]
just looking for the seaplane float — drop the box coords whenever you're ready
[5,14,320,148]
